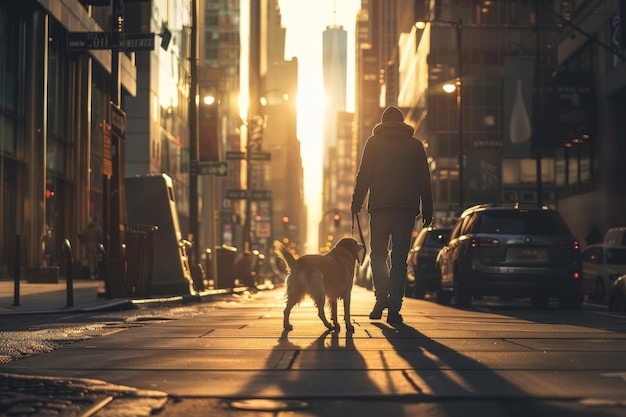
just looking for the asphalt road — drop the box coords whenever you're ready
[2,286,626,417]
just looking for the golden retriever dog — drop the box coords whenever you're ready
[274,238,363,333]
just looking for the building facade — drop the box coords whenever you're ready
[0,0,144,280]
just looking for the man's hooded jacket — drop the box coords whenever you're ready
[352,106,433,218]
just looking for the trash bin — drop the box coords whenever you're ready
[215,245,237,289]
[124,224,158,297]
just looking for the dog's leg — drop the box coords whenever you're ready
[343,291,354,333]
[283,298,296,332]
[330,299,340,331]
[313,294,335,331]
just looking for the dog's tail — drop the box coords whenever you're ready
[273,240,297,276]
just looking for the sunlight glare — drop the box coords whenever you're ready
[296,85,327,117]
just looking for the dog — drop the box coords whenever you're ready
[274,238,364,333]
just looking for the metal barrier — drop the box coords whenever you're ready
[13,235,20,306]
[63,239,74,307]
[123,224,158,297]
[97,244,111,299]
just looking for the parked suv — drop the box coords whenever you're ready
[435,204,583,309]
[406,226,452,299]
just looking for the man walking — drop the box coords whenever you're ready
[351,106,433,324]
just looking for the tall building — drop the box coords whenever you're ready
[320,24,348,249]
[392,0,625,244]
[553,0,626,243]
[0,1,145,281]
[197,0,242,255]
[244,0,304,255]
[322,24,348,168]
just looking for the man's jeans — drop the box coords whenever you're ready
[369,208,417,313]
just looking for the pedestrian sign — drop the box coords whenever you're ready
[196,161,228,176]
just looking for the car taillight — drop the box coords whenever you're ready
[471,237,500,248]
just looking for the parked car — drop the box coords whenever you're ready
[405,226,452,299]
[581,244,626,302]
[608,274,626,312]
[435,204,583,309]
[604,227,626,246]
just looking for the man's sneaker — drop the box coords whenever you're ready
[387,311,403,324]
[369,299,388,319]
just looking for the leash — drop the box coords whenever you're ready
[352,213,367,265]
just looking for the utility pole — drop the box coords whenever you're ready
[107,0,127,260]
[189,0,199,264]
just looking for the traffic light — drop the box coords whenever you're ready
[333,212,341,229]
[282,215,290,230]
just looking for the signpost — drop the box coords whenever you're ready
[119,33,155,51]
[195,161,228,176]
[249,152,271,161]
[67,32,156,52]
[251,190,272,200]
[226,189,248,200]
[226,151,246,160]
[67,32,111,50]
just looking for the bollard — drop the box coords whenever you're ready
[13,235,20,307]
[98,244,111,299]
[63,239,74,307]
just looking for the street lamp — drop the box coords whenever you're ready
[416,18,464,211]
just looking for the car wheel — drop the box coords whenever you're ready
[609,291,626,313]
[531,293,550,309]
[559,289,583,310]
[595,278,606,303]
[453,266,472,308]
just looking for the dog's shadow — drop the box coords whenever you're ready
[230,327,400,416]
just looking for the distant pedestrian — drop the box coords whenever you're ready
[82,217,103,279]
[351,106,433,324]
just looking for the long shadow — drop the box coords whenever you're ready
[373,320,618,416]
[228,328,408,416]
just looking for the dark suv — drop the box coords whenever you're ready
[406,226,452,299]
[435,204,583,309]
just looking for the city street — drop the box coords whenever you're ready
[2,284,626,416]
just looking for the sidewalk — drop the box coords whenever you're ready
[0,278,262,315]
[3,280,626,416]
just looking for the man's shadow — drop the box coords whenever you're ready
[373,321,600,416]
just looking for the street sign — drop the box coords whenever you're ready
[67,32,155,52]
[67,32,111,50]
[196,161,228,176]
[120,33,155,51]
[226,189,247,199]
[249,152,271,161]
[226,151,246,160]
[250,190,272,200]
